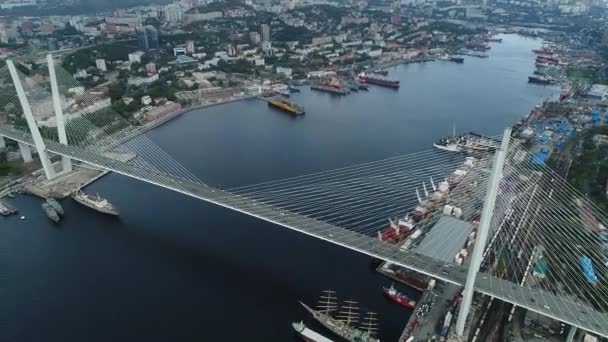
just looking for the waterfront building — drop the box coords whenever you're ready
[587,84,608,101]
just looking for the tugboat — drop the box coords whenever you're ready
[382,284,417,309]
[41,202,60,223]
[46,198,64,216]
[72,191,119,216]
[292,321,334,342]
[300,291,379,342]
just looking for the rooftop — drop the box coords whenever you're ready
[411,215,474,263]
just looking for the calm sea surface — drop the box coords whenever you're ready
[2,34,560,341]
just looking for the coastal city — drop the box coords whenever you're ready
[1,0,608,341]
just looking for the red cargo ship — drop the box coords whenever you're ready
[359,73,400,88]
[383,284,417,309]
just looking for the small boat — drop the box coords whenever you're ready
[383,284,417,309]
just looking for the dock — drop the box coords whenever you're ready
[0,199,18,216]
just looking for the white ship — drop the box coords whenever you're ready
[292,321,334,342]
[72,191,119,216]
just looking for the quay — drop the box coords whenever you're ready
[0,199,18,216]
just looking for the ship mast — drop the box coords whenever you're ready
[361,312,379,337]
[337,300,360,326]
[317,290,338,315]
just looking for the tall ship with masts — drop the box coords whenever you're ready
[299,290,380,342]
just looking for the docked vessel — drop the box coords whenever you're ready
[528,76,555,85]
[292,321,334,342]
[359,73,399,89]
[46,198,64,216]
[311,79,350,95]
[383,284,416,309]
[380,263,429,291]
[373,69,388,76]
[448,56,464,63]
[42,203,60,223]
[300,291,379,342]
[268,98,305,115]
[433,132,498,154]
[72,191,119,216]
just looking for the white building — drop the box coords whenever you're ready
[165,4,183,24]
[587,84,608,101]
[95,59,107,72]
[128,51,144,63]
[276,67,293,78]
[186,40,195,54]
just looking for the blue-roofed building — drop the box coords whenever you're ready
[176,54,197,64]
[580,256,598,284]
[532,150,549,166]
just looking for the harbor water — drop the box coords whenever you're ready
[1,34,559,342]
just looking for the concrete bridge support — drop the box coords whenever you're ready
[7,60,55,180]
[47,54,72,173]
[18,142,32,163]
[455,128,511,336]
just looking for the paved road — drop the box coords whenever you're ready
[1,126,607,339]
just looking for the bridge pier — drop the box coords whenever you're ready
[0,136,5,149]
[18,142,32,163]
[455,128,511,337]
[7,60,56,180]
[47,54,72,174]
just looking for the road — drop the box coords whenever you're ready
[1,126,608,338]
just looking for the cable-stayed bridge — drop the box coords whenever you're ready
[2,57,608,339]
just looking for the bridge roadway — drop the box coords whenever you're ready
[1,126,607,338]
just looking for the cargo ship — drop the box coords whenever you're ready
[268,98,305,115]
[300,291,379,342]
[42,202,60,223]
[311,79,350,95]
[533,47,554,56]
[383,284,417,309]
[72,191,119,216]
[359,73,400,89]
[380,263,429,291]
[292,321,334,342]
[528,76,555,85]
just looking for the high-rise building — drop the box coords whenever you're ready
[186,40,195,54]
[249,31,261,45]
[47,37,58,51]
[136,26,149,50]
[96,59,107,72]
[146,62,157,74]
[261,24,270,42]
[165,4,183,24]
[146,25,159,49]
[137,26,159,51]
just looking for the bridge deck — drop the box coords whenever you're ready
[1,126,607,338]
